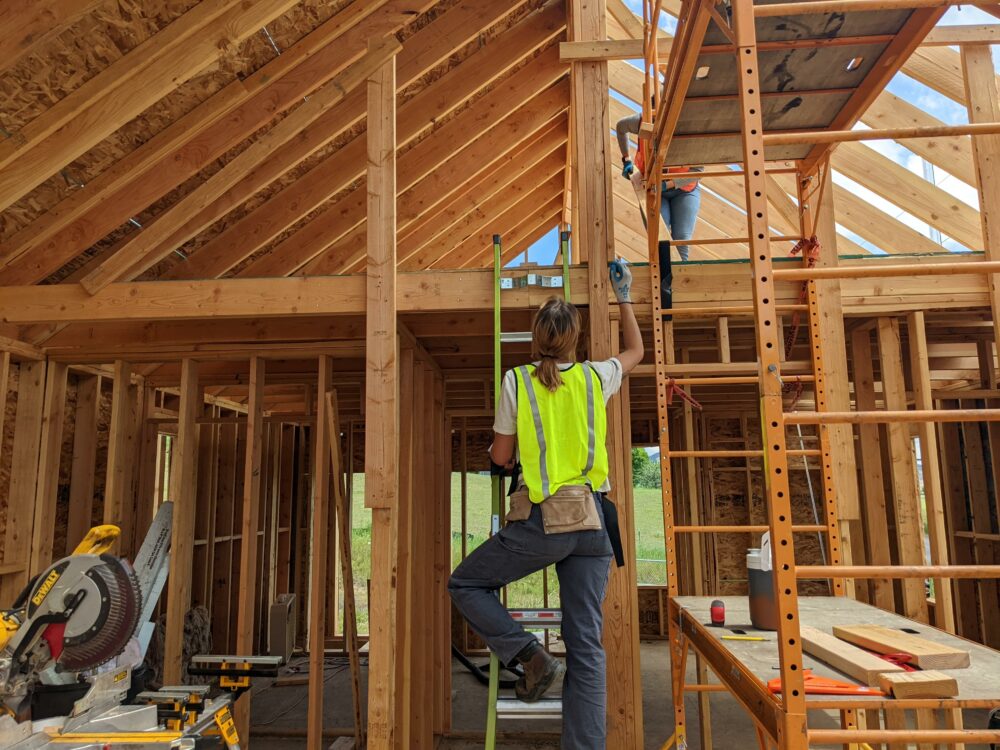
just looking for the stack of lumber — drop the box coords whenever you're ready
[799,624,970,698]
[831,625,971,669]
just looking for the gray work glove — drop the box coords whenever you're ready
[609,259,632,303]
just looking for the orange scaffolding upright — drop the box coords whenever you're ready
[638,0,1000,748]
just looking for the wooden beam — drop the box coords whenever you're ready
[365,50,399,750]
[163,359,201,685]
[906,311,956,633]
[103,360,137,552]
[308,356,333,750]
[0,0,301,214]
[159,0,541,283]
[849,329,895,612]
[924,24,1000,46]
[0,361,45,602]
[233,357,264,740]
[963,43,1000,376]
[0,0,405,286]
[78,37,403,295]
[66,374,100,553]
[29,362,68,572]
[0,270,604,324]
[560,37,671,61]
[875,318,930,623]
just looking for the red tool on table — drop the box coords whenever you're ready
[876,652,917,672]
[767,670,886,696]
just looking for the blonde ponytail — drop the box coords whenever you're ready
[531,298,581,392]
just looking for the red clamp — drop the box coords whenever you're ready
[876,652,917,672]
[790,235,820,266]
[665,378,702,410]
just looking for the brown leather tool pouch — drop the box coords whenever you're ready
[539,485,601,534]
[505,488,533,522]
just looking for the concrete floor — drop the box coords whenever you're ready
[246,640,993,749]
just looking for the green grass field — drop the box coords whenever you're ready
[343,473,666,633]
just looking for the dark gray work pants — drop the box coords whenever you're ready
[448,494,613,750]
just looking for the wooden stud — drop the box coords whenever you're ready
[365,48,399,512]
[875,318,930,623]
[849,329,895,612]
[0,361,45,602]
[906,311,956,632]
[307,356,333,750]
[104,360,134,534]
[233,356,265,740]
[326,390,365,746]
[29,362,68,572]
[163,359,201,685]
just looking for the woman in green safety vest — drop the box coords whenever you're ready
[449,261,643,750]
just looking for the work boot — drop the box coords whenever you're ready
[513,641,564,702]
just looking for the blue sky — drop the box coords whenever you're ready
[515,5,997,265]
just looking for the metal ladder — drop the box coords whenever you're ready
[484,233,571,748]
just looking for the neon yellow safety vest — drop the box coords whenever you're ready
[514,363,608,504]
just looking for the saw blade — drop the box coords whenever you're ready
[59,556,141,672]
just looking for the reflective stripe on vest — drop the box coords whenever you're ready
[514,363,609,503]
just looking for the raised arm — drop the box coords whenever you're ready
[615,114,641,161]
[609,260,644,374]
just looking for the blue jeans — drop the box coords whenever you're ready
[660,183,701,261]
[448,494,613,750]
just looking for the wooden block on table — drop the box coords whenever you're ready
[878,670,959,699]
[800,626,904,687]
[832,625,971,670]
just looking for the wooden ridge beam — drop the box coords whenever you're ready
[0,0,397,285]
[0,0,302,214]
[158,0,549,283]
[232,20,567,279]
[560,37,671,61]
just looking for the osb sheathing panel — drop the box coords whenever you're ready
[0,0,346,243]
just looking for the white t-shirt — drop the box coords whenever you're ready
[492,358,624,492]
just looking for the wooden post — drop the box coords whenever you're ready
[365,45,400,749]
[67,375,100,553]
[163,358,201,685]
[570,0,643,743]
[105,359,137,549]
[849,328,895,612]
[875,318,929,623]
[0,361,45,602]
[434,376,452,735]
[906,311,955,633]
[308,355,333,750]
[962,43,1000,377]
[234,356,265,741]
[807,168,862,585]
[326,390,365,747]
[30,362,68,572]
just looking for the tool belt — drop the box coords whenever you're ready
[506,483,625,568]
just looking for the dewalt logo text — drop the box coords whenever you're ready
[31,570,61,607]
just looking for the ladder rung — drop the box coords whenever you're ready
[496,697,563,719]
[509,609,562,628]
[500,331,532,344]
